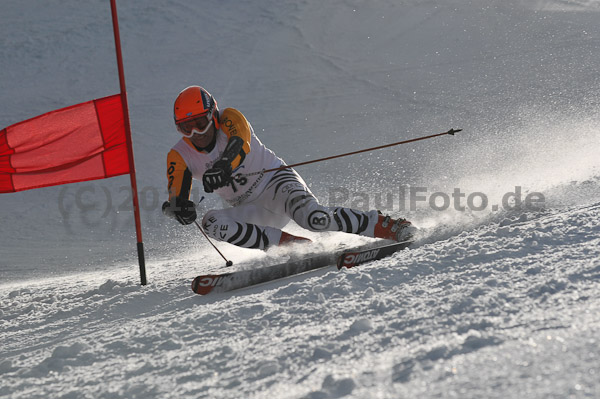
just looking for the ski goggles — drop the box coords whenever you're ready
[176,112,213,138]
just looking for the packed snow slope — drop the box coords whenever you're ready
[1,0,600,398]
[2,203,600,399]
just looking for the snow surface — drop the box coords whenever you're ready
[1,0,600,398]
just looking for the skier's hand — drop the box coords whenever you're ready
[202,160,233,193]
[162,199,197,225]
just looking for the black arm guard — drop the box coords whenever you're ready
[220,136,245,165]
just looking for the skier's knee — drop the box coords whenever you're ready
[202,209,224,236]
[293,203,334,232]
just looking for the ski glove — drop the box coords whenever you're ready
[162,198,197,225]
[202,159,233,193]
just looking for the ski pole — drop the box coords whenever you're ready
[243,128,462,177]
[193,196,233,267]
[194,220,233,267]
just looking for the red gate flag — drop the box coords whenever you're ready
[0,94,130,193]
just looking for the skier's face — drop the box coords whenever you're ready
[189,122,216,148]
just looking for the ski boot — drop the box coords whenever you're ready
[373,213,417,242]
[279,231,312,246]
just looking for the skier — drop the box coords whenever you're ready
[162,86,416,249]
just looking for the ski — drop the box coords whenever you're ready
[336,240,412,270]
[191,240,412,295]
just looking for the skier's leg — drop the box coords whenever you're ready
[201,203,291,250]
[202,168,416,250]
[261,169,372,233]
[263,168,416,241]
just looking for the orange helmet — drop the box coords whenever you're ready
[173,86,220,129]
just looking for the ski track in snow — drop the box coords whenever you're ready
[1,202,599,398]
